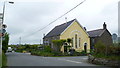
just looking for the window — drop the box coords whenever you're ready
[75,34,77,48]
[92,38,95,43]
[84,43,87,53]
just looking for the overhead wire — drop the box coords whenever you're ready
[22,0,86,38]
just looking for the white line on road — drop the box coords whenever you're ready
[58,59,82,64]
[65,60,82,63]
[82,58,87,60]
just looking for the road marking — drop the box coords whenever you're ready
[25,53,31,55]
[82,58,87,60]
[65,60,82,63]
[58,59,82,64]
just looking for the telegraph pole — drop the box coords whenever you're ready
[19,37,21,45]
[40,39,41,45]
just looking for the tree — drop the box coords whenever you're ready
[52,39,66,52]
[67,38,72,51]
[2,33,9,53]
[67,38,72,46]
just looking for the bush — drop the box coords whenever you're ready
[43,46,53,52]
[79,50,87,55]
[52,39,66,52]
[89,49,95,55]
[108,45,120,56]
[2,33,9,53]
[94,41,106,55]
[93,53,120,61]
[93,41,120,61]
[2,51,7,67]
[31,50,54,56]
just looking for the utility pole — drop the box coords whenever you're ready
[40,39,41,45]
[19,37,21,45]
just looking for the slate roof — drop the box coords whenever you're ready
[44,19,75,38]
[87,29,105,37]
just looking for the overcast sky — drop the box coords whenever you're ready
[0,0,119,45]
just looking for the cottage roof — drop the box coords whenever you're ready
[87,29,106,37]
[44,19,75,38]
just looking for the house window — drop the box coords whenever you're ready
[79,38,80,47]
[75,34,77,48]
[92,38,95,43]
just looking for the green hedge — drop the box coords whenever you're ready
[2,52,7,67]
[0,53,2,67]
[31,50,88,57]
[93,41,120,60]
[93,53,120,61]
[31,50,54,56]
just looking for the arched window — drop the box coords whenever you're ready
[75,34,77,48]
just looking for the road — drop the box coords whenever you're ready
[6,52,99,66]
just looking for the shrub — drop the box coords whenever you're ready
[93,41,120,61]
[80,50,87,55]
[31,50,54,56]
[2,33,9,53]
[90,49,95,55]
[108,45,120,56]
[94,41,106,55]
[52,39,66,52]
[2,51,7,67]
[44,46,53,52]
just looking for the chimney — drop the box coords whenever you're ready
[65,17,67,23]
[43,34,45,37]
[84,27,87,31]
[103,22,107,29]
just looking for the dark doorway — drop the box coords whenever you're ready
[84,43,87,53]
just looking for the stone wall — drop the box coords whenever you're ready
[98,30,113,46]
[88,55,119,66]
[43,36,60,45]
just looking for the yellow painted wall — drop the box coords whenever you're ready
[60,21,90,53]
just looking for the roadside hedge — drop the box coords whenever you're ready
[2,51,7,67]
[93,41,120,61]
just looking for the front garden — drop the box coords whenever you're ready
[30,46,87,57]
[10,39,89,57]
[10,44,88,57]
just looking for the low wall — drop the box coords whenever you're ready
[88,55,119,66]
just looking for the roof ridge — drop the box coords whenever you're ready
[55,19,75,27]
[56,23,66,27]
[44,19,75,38]
[99,29,106,36]
[87,29,104,32]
